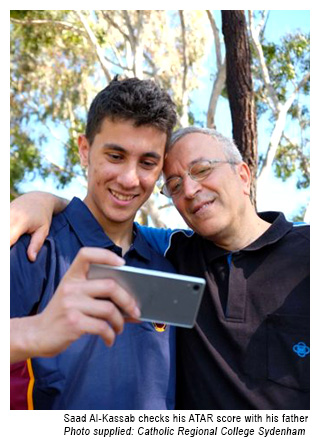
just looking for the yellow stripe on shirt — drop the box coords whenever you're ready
[26,358,34,410]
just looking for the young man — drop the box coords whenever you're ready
[11,127,310,410]
[10,77,177,410]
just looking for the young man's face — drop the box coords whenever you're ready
[163,133,250,242]
[79,118,167,231]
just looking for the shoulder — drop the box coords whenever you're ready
[271,218,310,266]
[146,244,177,273]
[136,224,194,256]
[291,222,310,241]
[10,229,60,289]
[286,222,310,261]
[282,221,310,251]
[50,209,70,237]
[11,233,52,263]
[10,235,54,317]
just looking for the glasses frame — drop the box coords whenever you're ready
[160,158,239,198]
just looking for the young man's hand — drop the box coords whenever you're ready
[10,248,141,363]
[10,192,69,261]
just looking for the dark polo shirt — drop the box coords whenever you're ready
[169,212,309,409]
[141,212,310,410]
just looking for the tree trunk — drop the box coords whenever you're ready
[221,10,258,206]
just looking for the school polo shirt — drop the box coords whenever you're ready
[139,212,310,410]
[10,197,176,410]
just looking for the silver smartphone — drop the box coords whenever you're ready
[88,264,206,328]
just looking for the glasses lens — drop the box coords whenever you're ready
[190,160,213,181]
[164,177,182,197]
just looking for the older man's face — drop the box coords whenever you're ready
[163,133,251,243]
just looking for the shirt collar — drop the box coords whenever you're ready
[63,197,115,248]
[63,197,151,261]
[130,223,152,261]
[244,211,292,251]
[201,211,293,261]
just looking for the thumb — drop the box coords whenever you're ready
[27,226,49,262]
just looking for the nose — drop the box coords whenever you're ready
[182,174,201,199]
[117,164,140,188]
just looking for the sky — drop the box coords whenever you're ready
[17,9,310,228]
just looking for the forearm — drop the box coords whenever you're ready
[23,191,69,215]
[51,194,70,215]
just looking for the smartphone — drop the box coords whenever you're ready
[88,264,206,328]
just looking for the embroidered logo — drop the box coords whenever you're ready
[153,323,167,332]
[293,342,310,358]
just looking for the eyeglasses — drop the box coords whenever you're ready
[160,159,239,198]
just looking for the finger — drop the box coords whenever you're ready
[79,314,118,347]
[70,278,141,319]
[79,297,126,335]
[68,247,125,279]
[27,226,49,262]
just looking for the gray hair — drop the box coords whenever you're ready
[169,126,243,163]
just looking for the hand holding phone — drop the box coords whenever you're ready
[88,264,206,328]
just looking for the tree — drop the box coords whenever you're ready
[10,10,310,222]
[248,11,310,204]
[221,10,258,205]
[206,11,226,129]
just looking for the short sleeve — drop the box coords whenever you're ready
[10,236,49,318]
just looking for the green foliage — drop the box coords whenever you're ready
[10,10,97,194]
[10,9,310,207]
[274,138,309,189]
[251,31,310,115]
[291,206,307,222]
[250,21,310,197]
[262,33,309,95]
[10,10,209,197]
[10,135,42,200]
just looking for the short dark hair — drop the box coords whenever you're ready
[85,76,177,149]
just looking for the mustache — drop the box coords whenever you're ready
[188,193,218,214]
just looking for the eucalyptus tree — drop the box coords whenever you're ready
[10,10,310,222]
[248,11,310,201]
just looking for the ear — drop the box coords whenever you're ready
[237,162,251,196]
[78,135,90,167]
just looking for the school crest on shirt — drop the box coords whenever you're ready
[152,322,167,332]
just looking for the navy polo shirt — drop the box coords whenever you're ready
[10,197,176,410]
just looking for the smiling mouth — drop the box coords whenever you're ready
[109,189,137,201]
[192,199,215,215]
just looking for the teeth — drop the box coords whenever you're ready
[195,201,213,214]
[110,190,135,201]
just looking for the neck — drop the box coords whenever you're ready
[106,226,134,256]
[214,210,271,252]
[83,196,134,256]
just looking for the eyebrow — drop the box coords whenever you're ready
[189,156,208,165]
[102,143,162,160]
